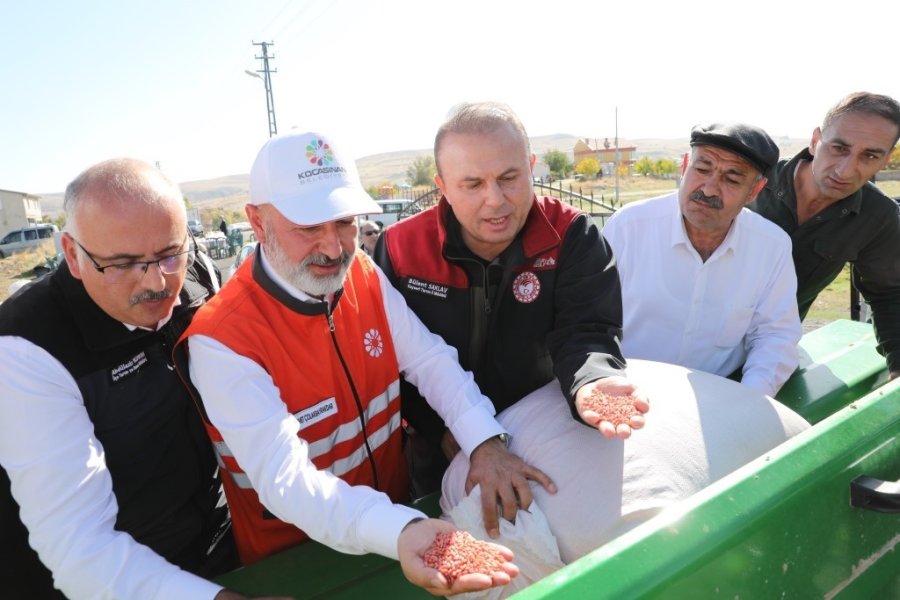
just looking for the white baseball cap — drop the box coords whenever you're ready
[249,130,382,225]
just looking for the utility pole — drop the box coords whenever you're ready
[250,41,278,137]
[614,107,620,206]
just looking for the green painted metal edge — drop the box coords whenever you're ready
[776,320,888,424]
[512,380,900,599]
[214,482,442,597]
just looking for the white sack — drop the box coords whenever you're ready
[441,359,810,565]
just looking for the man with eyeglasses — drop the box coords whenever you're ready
[358,220,381,256]
[0,159,280,600]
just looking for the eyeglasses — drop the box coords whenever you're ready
[73,236,195,284]
[363,230,381,236]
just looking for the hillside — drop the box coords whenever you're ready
[34,134,810,216]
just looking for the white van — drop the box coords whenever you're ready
[358,200,415,227]
[0,224,59,258]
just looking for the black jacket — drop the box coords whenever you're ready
[375,195,626,443]
[0,260,229,598]
[750,149,900,372]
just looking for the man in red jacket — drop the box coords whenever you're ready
[374,101,649,498]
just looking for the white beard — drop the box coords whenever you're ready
[263,226,353,297]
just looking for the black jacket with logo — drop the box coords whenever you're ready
[375,195,626,444]
[0,260,228,598]
[749,148,900,372]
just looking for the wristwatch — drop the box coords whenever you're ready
[496,433,511,448]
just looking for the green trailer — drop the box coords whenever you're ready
[216,320,899,599]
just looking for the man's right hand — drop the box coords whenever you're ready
[398,518,518,596]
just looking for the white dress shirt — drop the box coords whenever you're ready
[602,193,801,396]
[187,249,506,561]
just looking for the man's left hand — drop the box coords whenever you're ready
[466,437,556,538]
[890,370,899,382]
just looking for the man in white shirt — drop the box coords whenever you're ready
[0,158,283,600]
[603,123,801,396]
[181,130,543,595]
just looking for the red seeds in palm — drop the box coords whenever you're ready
[582,390,641,425]
[423,531,505,584]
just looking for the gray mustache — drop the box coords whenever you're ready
[689,190,724,209]
[305,252,352,268]
[130,289,173,305]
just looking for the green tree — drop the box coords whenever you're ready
[633,156,654,176]
[406,155,436,187]
[654,158,678,178]
[543,149,573,178]
[44,214,67,230]
[575,157,601,179]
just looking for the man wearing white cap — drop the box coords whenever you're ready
[178,130,544,595]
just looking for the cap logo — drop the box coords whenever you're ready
[297,136,347,184]
[305,138,334,166]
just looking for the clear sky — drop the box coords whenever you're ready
[2,0,898,194]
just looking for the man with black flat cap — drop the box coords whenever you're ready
[603,123,802,396]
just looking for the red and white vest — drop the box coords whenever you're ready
[183,251,408,564]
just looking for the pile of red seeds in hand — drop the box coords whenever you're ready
[423,530,506,584]
[581,389,642,426]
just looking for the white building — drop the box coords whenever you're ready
[0,189,43,238]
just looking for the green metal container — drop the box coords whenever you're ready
[216,320,899,599]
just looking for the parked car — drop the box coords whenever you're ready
[0,224,59,258]
[187,219,204,237]
[228,221,252,233]
[357,199,414,226]
[224,243,256,283]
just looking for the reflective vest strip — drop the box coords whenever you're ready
[306,378,399,460]
[327,410,401,478]
[209,378,400,488]
[228,470,253,489]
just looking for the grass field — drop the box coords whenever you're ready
[806,265,853,322]
[0,243,58,301]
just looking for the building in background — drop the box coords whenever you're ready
[573,138,637,177]
[0,189,43,238]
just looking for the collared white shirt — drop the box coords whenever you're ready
[187,248,505,560]
[602,193,801,396]
[0,329,222,600]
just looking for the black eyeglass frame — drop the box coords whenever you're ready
[72,233,196,283]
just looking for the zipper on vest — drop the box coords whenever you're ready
[326,310,380,490]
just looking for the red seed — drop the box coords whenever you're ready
[423,530,506,584]
[581,389,641,426]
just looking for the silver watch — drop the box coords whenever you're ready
[497,433,511,447]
